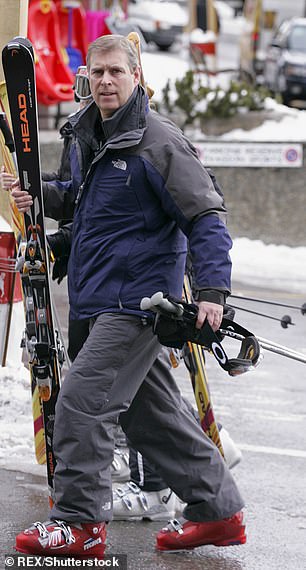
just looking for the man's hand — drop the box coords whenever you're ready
[11,178,33,212]
[52,256,69,284]
[195,301,223,332]
[0,165,15,190]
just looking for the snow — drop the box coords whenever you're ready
[0,10,306,476]
[142,50,306,142]
[221,98,306,142]
[0,365,40,473]
[231,238,306,293]
[190,28,217,44]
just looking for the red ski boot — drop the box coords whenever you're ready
[15,520,106,559]
[156,511,246,551]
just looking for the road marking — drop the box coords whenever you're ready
[237,443,306,458]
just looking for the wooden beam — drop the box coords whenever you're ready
[207,0,218,33]
[0,0,29,82]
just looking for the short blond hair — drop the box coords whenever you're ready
[86,34,139,72]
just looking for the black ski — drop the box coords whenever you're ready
[2,37,62,504]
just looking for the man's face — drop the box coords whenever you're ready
[88,48,140,119]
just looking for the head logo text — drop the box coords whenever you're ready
[18,93,31,153]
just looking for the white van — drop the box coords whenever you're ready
[239,0,306,80]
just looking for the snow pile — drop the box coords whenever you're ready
[0,365,36,465]
[221,98,306,142]
[232,238,306,292]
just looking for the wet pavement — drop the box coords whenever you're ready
[1,283,306,569]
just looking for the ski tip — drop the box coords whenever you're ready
[2,37,34,60]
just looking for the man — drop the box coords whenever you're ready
[11,55,242,520]
[13,34,246,559]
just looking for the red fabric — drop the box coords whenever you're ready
[0,232,22,304]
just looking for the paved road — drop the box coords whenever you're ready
[1,283,306,569]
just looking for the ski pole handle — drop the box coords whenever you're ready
[140,292,184,317]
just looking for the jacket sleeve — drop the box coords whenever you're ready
[143,129,232,300]
[188,213,232,303]
[42,179,76,221]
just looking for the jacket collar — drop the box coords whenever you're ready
[66,85,147,152]
[101,85,147,139]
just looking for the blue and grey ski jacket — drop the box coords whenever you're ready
[51,86,232,320]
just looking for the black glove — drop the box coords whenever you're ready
[47,231,68,258]
[52,255,69,284]
[46,232,70,284]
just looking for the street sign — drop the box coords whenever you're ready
[196,142,303,167]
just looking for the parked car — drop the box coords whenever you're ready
[127,0,189,50]
[239,0,306,81]
[263,18,306,105]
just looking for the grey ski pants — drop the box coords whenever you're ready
[50,313,244,523]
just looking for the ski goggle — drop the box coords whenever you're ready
[73,66,92,101]
[202,317,261,377]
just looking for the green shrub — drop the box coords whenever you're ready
[161,71,272,127]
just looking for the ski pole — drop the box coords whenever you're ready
[142,293,305,365]
[230,293,306,315]
[256,336,306,364]
[228,303,294,328]
[220,329,306,365]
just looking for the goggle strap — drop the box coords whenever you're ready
[192,318,260,376]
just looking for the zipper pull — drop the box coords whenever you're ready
[75,183,84,205]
